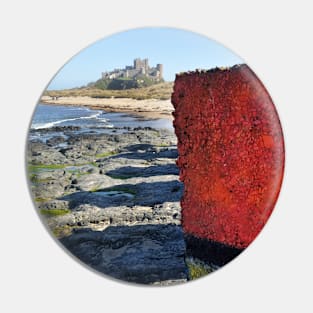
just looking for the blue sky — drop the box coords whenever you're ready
[47,28,243,90]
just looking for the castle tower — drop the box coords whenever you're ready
[143,58,149,72]
[134,58,141,70]
[157,64,163,78]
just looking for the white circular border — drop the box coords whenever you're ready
[1,1,312,312]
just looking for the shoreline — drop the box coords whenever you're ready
[41,96,174,121]
[27,123,187,284]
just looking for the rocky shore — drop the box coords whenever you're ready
[27,124,189,284]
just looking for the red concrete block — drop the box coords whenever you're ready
[172,65,284,250]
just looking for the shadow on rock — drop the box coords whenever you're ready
[106,164,179,178]
[60,224,187,284]
[110,148,178,161]
[123,143,155,152]
[60,180,183,209]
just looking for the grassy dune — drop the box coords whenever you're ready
[44,82,174,100]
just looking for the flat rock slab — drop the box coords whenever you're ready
[60,178,183,209]
[105,163,179,178]
[73,173,116,191]
[61,224,187,284]
[47,202,181,230]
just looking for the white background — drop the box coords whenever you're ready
[0,1,312,312]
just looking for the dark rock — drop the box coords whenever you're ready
[28,126,186,284]
[60,224,187,284]
[46,136,67,147]
[40,126,81,132]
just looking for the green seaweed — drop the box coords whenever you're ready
[52,225,73,238]
[186,258,213,280]
[30,173,38,182]
[95,150,118,158]
[28,164,68,172]
[35,197,50,203]
[40,209,70,216]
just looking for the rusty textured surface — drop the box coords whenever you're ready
[172,64,284,249]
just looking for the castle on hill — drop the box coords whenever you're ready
[102,58,163,81]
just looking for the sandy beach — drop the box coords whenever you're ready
[41,96,174,120]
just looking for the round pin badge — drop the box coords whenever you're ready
[26,27,284,285]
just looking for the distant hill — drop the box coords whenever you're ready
[89,75,164,90]
[44,82,174,100]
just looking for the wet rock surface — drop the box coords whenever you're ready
[27,125,187,284]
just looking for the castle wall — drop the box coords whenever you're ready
[104,59,163,80]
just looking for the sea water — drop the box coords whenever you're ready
[29,104,173,142]
[31,104,112,129]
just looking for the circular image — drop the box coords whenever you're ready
[26,27,284,285]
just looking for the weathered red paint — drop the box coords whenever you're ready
[172,65,284,249]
